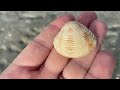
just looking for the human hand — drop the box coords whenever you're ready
[0,11,116,79]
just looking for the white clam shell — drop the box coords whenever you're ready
[53,21,97,58]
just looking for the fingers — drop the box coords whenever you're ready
[85,51,116,79]
[62,51,116,79]
[37,48,69,79]
[12,14,74,68]
[1,14,74,78]
[62,12,108,79]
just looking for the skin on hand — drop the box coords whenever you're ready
[0,11,116,79]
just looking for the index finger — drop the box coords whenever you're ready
[12,14,74,68]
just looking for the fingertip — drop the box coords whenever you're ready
[98,50,116,65]
[90,19,108,31]
[89,19,108,44]
[51,13,75,29]
[76,11,97,27]
[80,11,97,16]
[59,13,74,19]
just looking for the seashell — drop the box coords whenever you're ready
[53,21,97,58]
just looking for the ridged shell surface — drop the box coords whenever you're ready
[53,21,97,58]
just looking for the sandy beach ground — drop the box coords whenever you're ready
[0,11,120,79]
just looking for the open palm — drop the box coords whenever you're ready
[0,11,115,79]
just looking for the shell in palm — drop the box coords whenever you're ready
[53,21,97,58]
